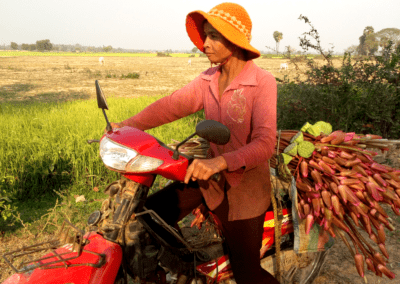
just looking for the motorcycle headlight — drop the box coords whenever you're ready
[100,137,138,171]
[100,137,163,173]
[125,155,164,172]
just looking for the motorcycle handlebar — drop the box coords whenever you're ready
[211,172,221,182]
[88,137,220,182]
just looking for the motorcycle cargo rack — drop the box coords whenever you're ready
[2,219,106,273]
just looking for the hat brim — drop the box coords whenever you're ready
[186,10,260,60]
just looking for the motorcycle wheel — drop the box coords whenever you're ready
[260,249,329,284]
[214,249,328,284]
[114,266,127,284]
[155,266,168,284]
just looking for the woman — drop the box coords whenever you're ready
[109,3,278,283]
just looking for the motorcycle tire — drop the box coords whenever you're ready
[259,249,329,284]
[194,249,328,284]
[293,250,329,284]
[114,266,127,284]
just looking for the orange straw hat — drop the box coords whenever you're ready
[186,2,260,60]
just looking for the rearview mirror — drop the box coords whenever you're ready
[95,80,112,132]
[172,120,230,160]
[96,80,109,110]
[196,120,230,145]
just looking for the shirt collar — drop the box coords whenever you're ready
[200,60,258,88]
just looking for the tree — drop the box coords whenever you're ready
[60,45,68,52]
[374,28,400,52]
[357,26,376,55]
[36,39,53,52]
[364,26,374,36]
[285,45,296,54]
[283,45,296,58]
[10,42,18,50]
[103,45,113,52]
[29,44,36,51]
[192,47,198,53]
[21,43,29,50]
[364,34,378,55]
[344,45,358,54]
[273,31,283,54]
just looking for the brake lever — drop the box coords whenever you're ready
[211,173,221,182]
[187,158,221,182]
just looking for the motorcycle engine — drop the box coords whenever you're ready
[88,177,226,280]
[88,177,160,279]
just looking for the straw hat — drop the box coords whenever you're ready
[186,2,260,60]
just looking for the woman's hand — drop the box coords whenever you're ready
[104,122,123,134]
[184,156,228,184]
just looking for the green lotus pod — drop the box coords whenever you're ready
[298,140,315,158]
[280,153,293,165]
[290,131,304,144]
[283,142,298,157]
[300,122,312,132]
[313,121,332,135]
[306,124,322,137]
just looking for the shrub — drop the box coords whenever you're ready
[106,73,117,78]
[86,70,101,79]
[277,16,400,138]
[121,72,140,79]
[157,52,171,57]
[278,82,398,136]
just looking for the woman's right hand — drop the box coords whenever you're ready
[104,122,123,134]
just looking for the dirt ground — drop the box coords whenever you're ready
[313,205,400,284]
[0,55,399,283]
[0,55,338,104]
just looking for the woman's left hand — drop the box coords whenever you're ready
[184,156,228,184]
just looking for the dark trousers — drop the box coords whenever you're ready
[144,181,280,284]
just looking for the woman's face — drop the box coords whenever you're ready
[203,21,235,64]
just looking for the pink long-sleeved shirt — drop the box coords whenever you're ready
[122,60,277,221]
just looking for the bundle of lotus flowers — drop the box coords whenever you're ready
[167,137,210,158]
[271,122,400,280]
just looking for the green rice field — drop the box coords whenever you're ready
[0,97,204,202]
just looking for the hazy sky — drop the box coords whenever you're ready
[1,0,399,53]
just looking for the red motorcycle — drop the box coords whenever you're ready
[2,81,328,284]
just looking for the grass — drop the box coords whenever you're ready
[0,83,35,99]
[0,95,205,282]
[0,96,204,229]
[120,72,140,79]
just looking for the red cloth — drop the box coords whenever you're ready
[122,60,277,221]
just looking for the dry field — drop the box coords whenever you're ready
[0,55,343,104]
